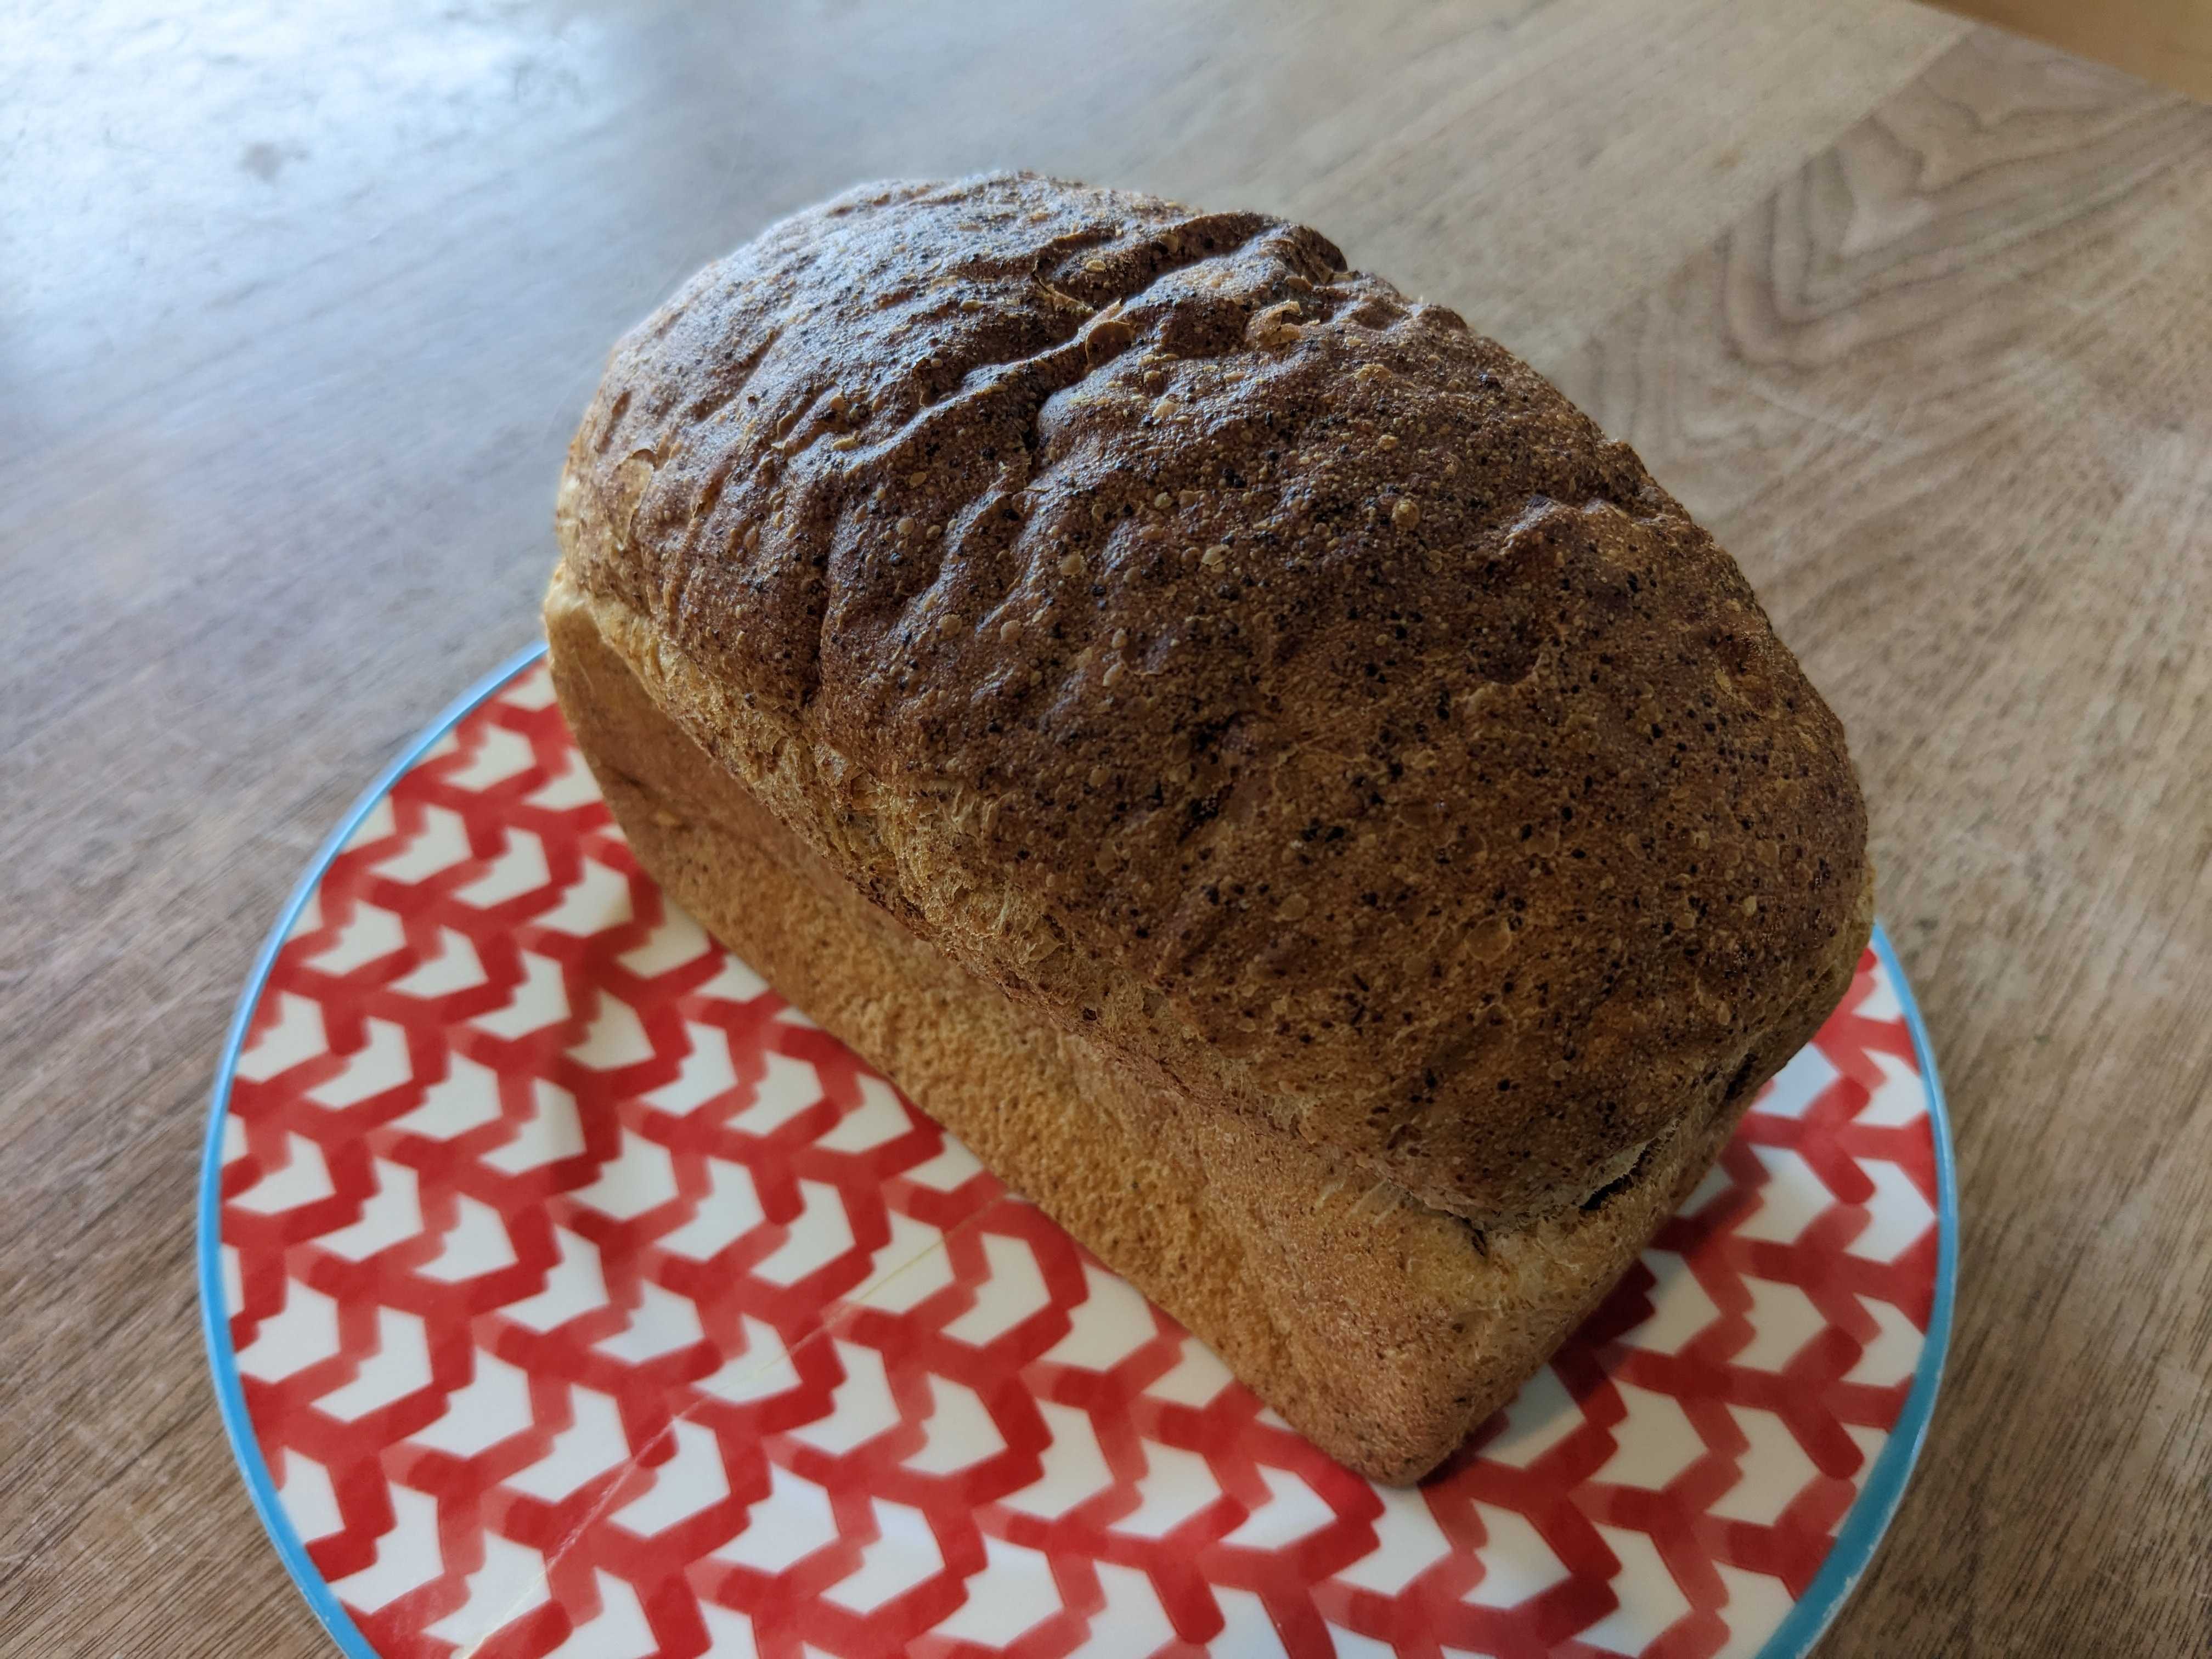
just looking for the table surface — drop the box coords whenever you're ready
[5,4,2209,1655]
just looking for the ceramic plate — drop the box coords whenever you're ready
[200,647,1955,1659]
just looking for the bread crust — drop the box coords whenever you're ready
[547,575,1839,1481]
[554,172,1870,1229]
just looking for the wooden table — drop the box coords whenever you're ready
[5,3,2208,1654]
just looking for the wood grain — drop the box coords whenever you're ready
[5,4,2208,1656]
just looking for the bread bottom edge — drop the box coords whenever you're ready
[546,577,1781,1483]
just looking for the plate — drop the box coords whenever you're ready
[201,647,1955,1659]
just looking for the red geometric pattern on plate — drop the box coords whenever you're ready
[217,659,1940,1659]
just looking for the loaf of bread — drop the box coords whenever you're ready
[545,173,1872,1482]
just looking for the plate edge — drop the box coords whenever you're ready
[1751,922,1960,1658]
[195,650,1961,1659]
[196,642,549,1659]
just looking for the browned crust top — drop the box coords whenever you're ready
[556,171,1869,1224]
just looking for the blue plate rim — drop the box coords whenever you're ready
[1752,923,1958,1658]
[196,641,1957,1659]
[196,643,544,1659]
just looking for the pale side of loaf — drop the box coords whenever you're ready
[552,172,1871,1231]
[546,574,1791,1481]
